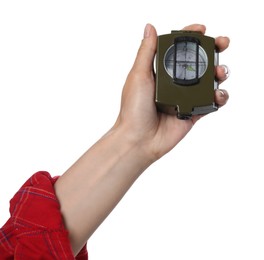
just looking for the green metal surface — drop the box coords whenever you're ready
[155,30,219,119]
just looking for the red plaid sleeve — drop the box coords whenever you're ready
[0,171,88,259]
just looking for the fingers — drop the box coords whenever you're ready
[181,24,230,52]
[215,89,229,107]
[215,36,230,52]
[175,25,230,115]
[132,24,157,74]
[215,64,230,106]
[182,24,206,34]
[216,65,230,83]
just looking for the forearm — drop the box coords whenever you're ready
[53,23,230,257]
[54,126,153,255]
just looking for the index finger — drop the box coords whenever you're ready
[182,24,206,34]
[181,24,230,52]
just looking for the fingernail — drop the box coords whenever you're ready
[144,23,151,39]
[221,65,230,78]
[219,90,225,97]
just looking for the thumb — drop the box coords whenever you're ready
[132,24,157,74]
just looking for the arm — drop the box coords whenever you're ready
[54,23,230,256]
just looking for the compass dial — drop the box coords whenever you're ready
[164,41,208,81]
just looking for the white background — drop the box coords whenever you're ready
[0,1,263,259]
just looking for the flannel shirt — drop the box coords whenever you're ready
[0,171,88,259]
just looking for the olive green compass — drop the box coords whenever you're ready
[155,30,219,119]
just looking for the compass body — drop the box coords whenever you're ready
[155,30,219,119]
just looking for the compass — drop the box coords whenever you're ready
[155,30,219,119]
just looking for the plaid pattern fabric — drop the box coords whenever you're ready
[0,171,88,259]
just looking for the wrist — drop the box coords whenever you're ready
[105,124,155,170]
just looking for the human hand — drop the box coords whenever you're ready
[114,24,230,162]
[54,25,230,254]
